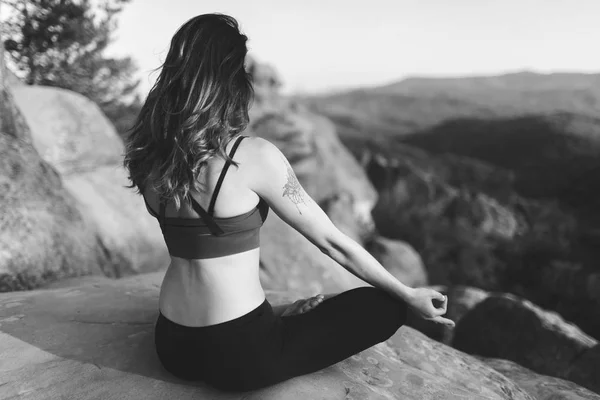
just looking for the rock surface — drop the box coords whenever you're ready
[0,131,112,291]
[250,109,377,212]
[63,166,170,277]
[0,271,547,400]
[453,293,599,394]
[10,85,170,281]
[11,86,123,175]
[247,57,377,234]
[365,236,428,288]
[481,358,600,400]
[0,47,113,291]
[259,212,365,297]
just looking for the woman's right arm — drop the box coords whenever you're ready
[244,137,454,326]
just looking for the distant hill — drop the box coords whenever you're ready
[380,71,600,98]
[301,71,600,218]
[301,71,600,143]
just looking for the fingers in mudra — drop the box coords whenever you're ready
[282,294,325,317]
[425,294,455,327]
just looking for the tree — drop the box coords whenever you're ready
[1,0,141,137]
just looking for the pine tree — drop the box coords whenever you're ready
[1,0,141,137]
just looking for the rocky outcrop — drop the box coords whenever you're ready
[453,293,600,394]
[10,86,123,175]
[249,108,377,216]
[364,236,428,288]
[0,130,115,291]
[10,85,169,281]
[259,213,365,297]
[0,47,115,291]
[536,261,600,341]
[0,270,557,400]
[0,46,29,142]
[62,166,170,276]
[247,57,377,242]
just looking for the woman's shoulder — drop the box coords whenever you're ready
[234,136,288,183]
[237,136,284,164]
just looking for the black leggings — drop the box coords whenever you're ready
[154,286,408,392]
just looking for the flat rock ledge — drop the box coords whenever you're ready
[1,272,598,400]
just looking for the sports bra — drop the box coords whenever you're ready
[142,135,269,259]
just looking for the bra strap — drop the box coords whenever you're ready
[158,199,166,232]
[207,136,246,215]
[188,195,224,236]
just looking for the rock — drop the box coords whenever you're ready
[321,191,375,243]
[565,345,600,395]
[5,69,22,87]
[247,57,377,235]
[259,212,365,296]
[0,48,113,291]
[481,358,600,400]
[364,236,428,288]
[63,166,170,277]
[537,261,600,341]
[250,112,316,174]
[11,85,170,279]
[11,86,124,175]
[246,55,284,115]
[250,110,377,211]
[0,132,113,291]
[441,286,490,344]
[0,271,537,399]
[452,293,599,394]
[0,46,30,142]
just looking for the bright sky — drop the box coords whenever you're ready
[109,0,600,96]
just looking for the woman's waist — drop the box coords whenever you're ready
[158,259,265,327]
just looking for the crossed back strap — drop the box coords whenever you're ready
[207,135,246,215]
[157,135,247,236]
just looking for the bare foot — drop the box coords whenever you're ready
[281,294,325,317]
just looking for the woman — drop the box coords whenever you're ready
[124,13,454,393]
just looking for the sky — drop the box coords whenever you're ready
[107,0,600,96]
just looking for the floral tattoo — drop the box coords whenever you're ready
[282,158,305,214]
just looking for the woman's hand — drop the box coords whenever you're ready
[406,288,455,327]
[281,294,325,317]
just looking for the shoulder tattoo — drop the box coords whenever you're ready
[281,157,306,214]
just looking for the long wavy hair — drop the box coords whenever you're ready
[123,13,254,208]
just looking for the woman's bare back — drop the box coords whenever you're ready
[144,135,266,327]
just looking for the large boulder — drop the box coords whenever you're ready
[250,110,377,212]
[0,271,544,400]
[364,236,428,288]
[0,48,29,142]
[63,166,170,276]
[259,212,364,296]
[247,57,378,242]
[565,345,600,395]
[0,131,114,291]
[11,85,169,279]
[11,86,123,175]
[536,261,600,341]
[0,48,114,291]
[452,293,600,394]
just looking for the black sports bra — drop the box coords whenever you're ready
[143,135,269,259]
